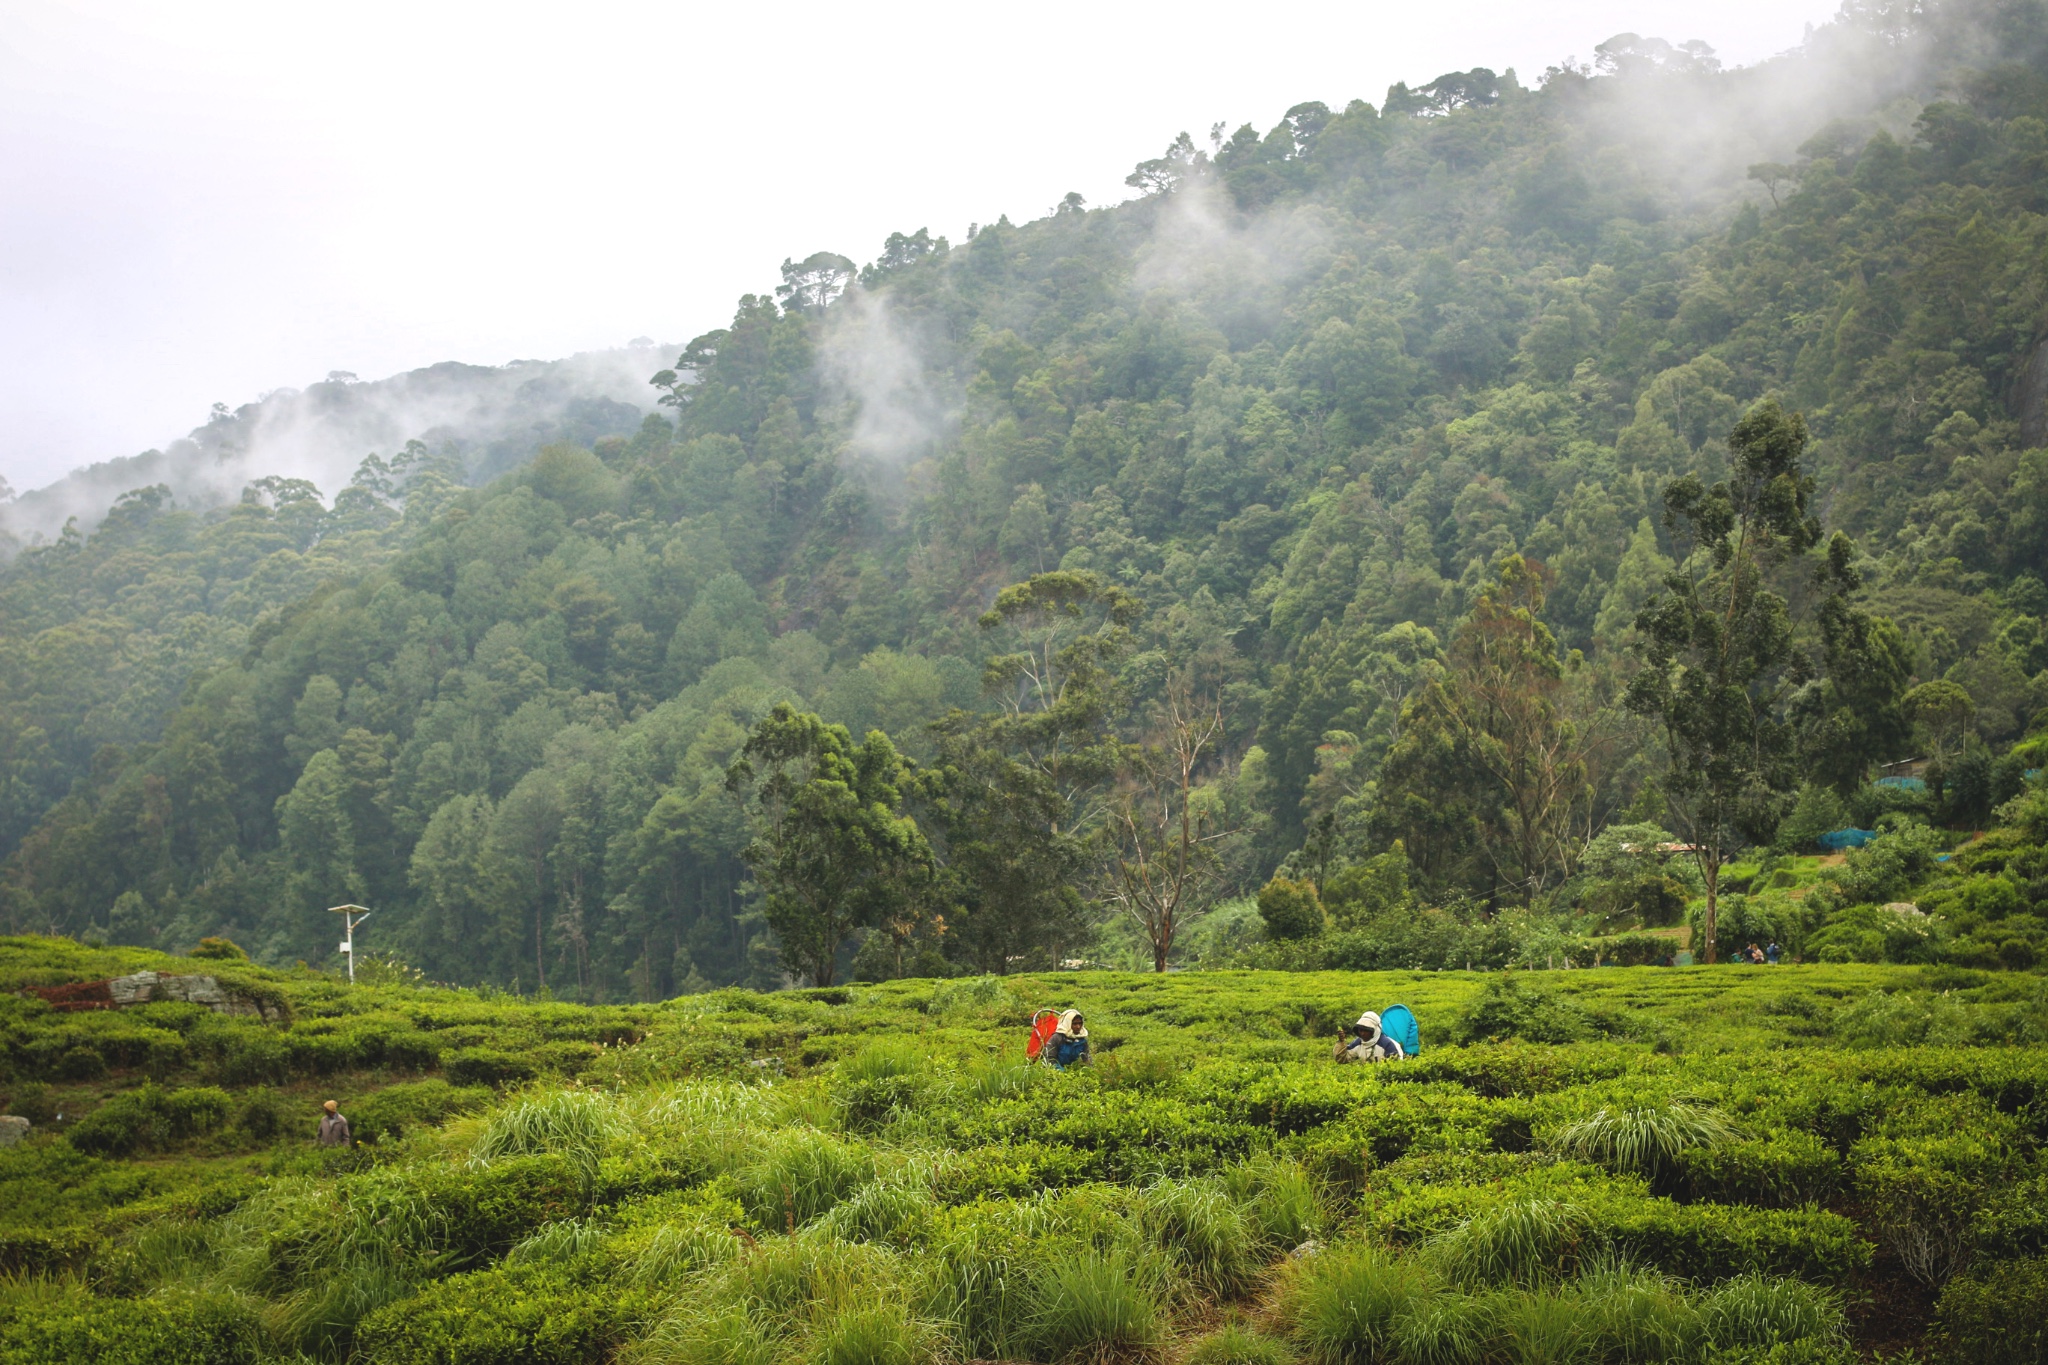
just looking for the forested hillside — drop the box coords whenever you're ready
[2,0,2046,995]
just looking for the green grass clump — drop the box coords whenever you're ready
[1696,1272,1845,1351]
[811,1301,939,1365]
[1135,1176,1260,1295]
[1287,1243,1438,1365]
[1185,1324,1295,1365]
[1428,1199,1589,1287]
[1552,1103,1739,1186]
[1026,1247,1166,1363]
[735,1131,875,1232]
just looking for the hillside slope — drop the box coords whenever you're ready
[0,0,2044,994]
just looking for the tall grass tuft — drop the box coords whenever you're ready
[1552,1103,1738,1187]
[1026,1247,1167,1363]
[129,1218,220,1287]
[960,1056,1039,1105]
[736,1130,875,1232]
[627,1219,744,1287]
[1220,1153,1322,1249]
[813,1301,940,1365]
[1185,1324,1296,1365]
[1497,1288,1590,1365]
[721,1235,898,1327]
[216,1175,447,1356]
[629,1305,778,1365]
[835,1041,929,1130]
[925,974,1015,1023]
[1136,1177,1260,1296]
[1429,1199,1589,1288]
[1697,1272,1845,1350]
[813,1180,937,1246]
[470,1088,627,1195]
[1287,1242,1438,1365]
[1390,1290,1495,1365]
[1570,1262,1701,1361]
[920,1207,1037,1360]
[506,1216,610,1266]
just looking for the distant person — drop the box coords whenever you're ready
[1334,1011,1405,1063]
[317,1099,351,1147]
[1043,1010,1091,1068]
[1766,941,1781,965]
[1746,943,1766,965]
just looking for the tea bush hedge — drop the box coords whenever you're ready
[4,937,2046,1361]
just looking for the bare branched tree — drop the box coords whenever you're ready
[1101,682,1233,972]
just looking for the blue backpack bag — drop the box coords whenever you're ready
[1381,1004,1420,1057]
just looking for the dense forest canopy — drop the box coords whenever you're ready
[2,0,2046,994]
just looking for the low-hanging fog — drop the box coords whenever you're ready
[2,0,1843,514]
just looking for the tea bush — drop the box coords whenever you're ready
[6,936,2048,1362]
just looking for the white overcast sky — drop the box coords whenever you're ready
[1,0,1843,493]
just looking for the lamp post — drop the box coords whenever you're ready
[328,904,372,984]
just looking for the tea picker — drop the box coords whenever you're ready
[1027,1008,1091,1068]
[1333,1004,1419,1062]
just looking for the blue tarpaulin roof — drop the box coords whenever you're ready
[1818,828,1878,850]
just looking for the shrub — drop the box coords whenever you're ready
[65,1085,231,1158]
[354,1263,653,1365]
[1853,1132,2004,1287]
[1456,975,1601,1045]
[1676,1133,1844,1207]
[446,1047,539,1088]
[1258,878,1325,941]
[189,937,248,960]
[231,1087,293,1143]
[1026,1247,1165,1363]
[1933,1254,2048,1364]
[351,1080,491,1145]
[0,1286,262,1365]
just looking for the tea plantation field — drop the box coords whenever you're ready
[5,936,2048,1364]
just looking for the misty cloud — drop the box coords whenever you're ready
[817,288,953,470]
[0,345,666,545]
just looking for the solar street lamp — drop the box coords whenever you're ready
[328,904,372,984]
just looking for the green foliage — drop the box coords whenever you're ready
[1933,1254,2048,1364]
[64,1085,230,1158]
[348,1080,492,1145]
[1456,975,1604,1045]
[0,1285,262,1365]
[1257,878,1324,942]
[354,1263,652,1365]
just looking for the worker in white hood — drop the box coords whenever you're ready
[1333,1010,1405,1062]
